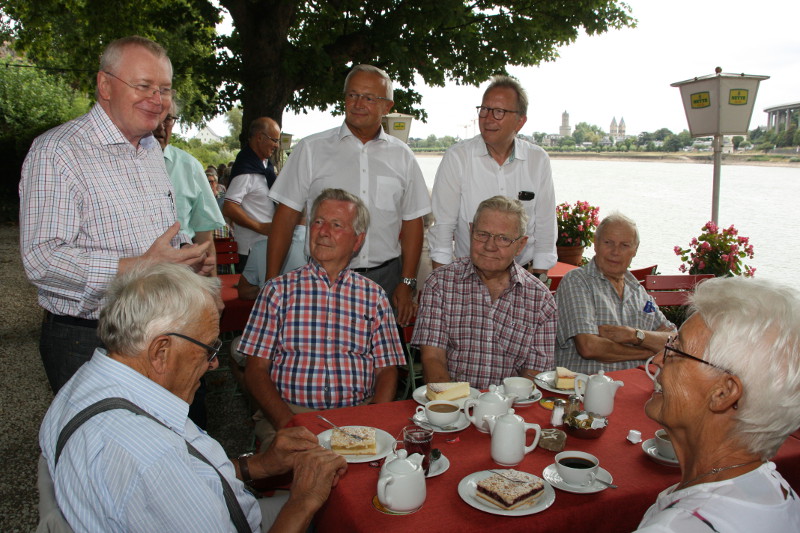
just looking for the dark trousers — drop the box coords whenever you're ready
[235,253,248,274]
[40,312,101,394]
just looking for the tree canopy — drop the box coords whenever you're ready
[1,0,635,143]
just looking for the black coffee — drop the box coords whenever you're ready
[558,457,596,469]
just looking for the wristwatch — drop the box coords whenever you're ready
[634,329,645,346]
[401,277,417,290]
[238,452,255,483]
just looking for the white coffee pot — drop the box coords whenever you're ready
[377,449,426,513]
[464,385,516,433]
[574,370,624,416]
[484,409,541,466]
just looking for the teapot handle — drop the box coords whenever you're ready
[523,423,541,455]
[463,399,477,423]
[574,376,587,401]
[377,474,393,505]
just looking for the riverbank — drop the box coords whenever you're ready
[414,150,799,168]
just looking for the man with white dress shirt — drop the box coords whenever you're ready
[428,75,557,276]
[265,65,430,326]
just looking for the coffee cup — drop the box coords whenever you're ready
[655,429,676,460]
[554,450,599,487]
[503,376,535,400]
[417,400,460,427]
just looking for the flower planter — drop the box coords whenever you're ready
[557,245,585,266]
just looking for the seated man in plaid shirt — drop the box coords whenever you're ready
[413,196,557,389]
[239,188,405,451]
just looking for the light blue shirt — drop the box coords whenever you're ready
[39,349,261,533]
[163,144,225,239]
[242,226,308,288]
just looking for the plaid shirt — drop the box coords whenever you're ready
[555,258,674,374]
[19,103,184,319]
[412,257,557,389]
[238,260,405,409]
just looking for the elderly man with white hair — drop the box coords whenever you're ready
[39,262,346,533]
[637,277,800,531]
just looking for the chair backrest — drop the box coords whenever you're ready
[645,274,715,306]
[215,239,239,274]
[630,265,657,283]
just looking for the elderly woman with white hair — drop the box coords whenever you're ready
[637,277,800,532]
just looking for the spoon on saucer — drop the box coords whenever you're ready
[594,478,618,489]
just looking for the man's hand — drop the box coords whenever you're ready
[598,324,637,345]
[392,282,416,326]
[120,222,212,274]
[254,426,320,478]
[287,447,348,508]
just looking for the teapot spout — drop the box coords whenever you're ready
[483,414,498,434]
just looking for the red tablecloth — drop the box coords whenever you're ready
[289,368,800,533]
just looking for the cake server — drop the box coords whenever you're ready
[317,414,363,440]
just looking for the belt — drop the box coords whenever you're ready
[45,311,99,329]
[352,257,399,273]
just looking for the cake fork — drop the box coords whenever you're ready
[317,414,363,440]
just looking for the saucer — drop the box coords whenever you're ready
[542,464,613,494]
[497,385,544,407]
[412,411,470,433]
[428,453,450,478]
[371,494,420,515]
[642,438,680,467]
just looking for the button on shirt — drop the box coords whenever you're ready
[39,350,260,533]
[428,135,557,270]
[163,144,225,239]
[411,257,557,389]
[555,258,674,374]
[238,260,405,409]
[19,103,185,319]
[268,123,431,268]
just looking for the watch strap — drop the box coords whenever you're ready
[238,453,254,483]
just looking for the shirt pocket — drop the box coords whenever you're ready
[375,175,402,212]
[338,314,373,358]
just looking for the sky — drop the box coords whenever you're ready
[206,0,800,140]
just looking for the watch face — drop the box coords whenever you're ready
[636,330,645,341]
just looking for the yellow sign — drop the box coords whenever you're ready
[729,89,749,105]
[392,122,406,130]
[691,91,711,109]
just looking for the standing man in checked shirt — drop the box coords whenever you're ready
[19,36,213,394]
[239,189,404,451]
[412,196,556,389]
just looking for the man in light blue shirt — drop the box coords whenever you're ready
[39,262,347,532]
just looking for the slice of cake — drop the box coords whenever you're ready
[330,426,376,456]
[555,367,576,390]
[426,382,470,401]
[476,470,545,510]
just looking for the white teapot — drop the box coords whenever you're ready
[377,449,426,513]
[574,370,624,416]
[484,409,541,466]
[464,385,516,433]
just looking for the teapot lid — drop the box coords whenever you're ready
[590,370,613,382]
[480,384,508,403]
[385,450,423,474]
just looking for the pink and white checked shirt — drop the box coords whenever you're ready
[238,260,405,409]
[412,257,557,389]
[19,104,183,319]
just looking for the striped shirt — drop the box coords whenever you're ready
[238,260,405,409]
[19,103,184,319]
[39,349,261,533]
[555,258,674,374]
[412,257,557,389]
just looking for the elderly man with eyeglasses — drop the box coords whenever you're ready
[429,75,557,279]
[20,36,215,395]
[412,196,557,389]
[38,262,347,533]
[223,117,283,273]
[266,65,430,327]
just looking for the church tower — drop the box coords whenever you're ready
[610,117,618,138]
[559,110,572,137]
[618,117,626,139]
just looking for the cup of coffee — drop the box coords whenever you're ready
[417,401,460,427]
[554,451,599,487]
[655,429,676,460]
[393,425,435,475]
[503,376,535,400]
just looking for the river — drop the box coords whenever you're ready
[415,155,800,292]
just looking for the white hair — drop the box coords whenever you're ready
[344,64,393,101]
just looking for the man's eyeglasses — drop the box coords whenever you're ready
[261,133,281,144]
[163,115,178,126]
[663,336,733,374]
[345,92,391,105]
[471,229,523,248]
[103,71,176,99]
[166,332,222,362]
[476,106,519,120]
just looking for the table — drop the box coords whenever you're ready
[289,368,800,533]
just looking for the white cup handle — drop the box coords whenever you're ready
[584,469,597,487]
[645,355,661,382]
